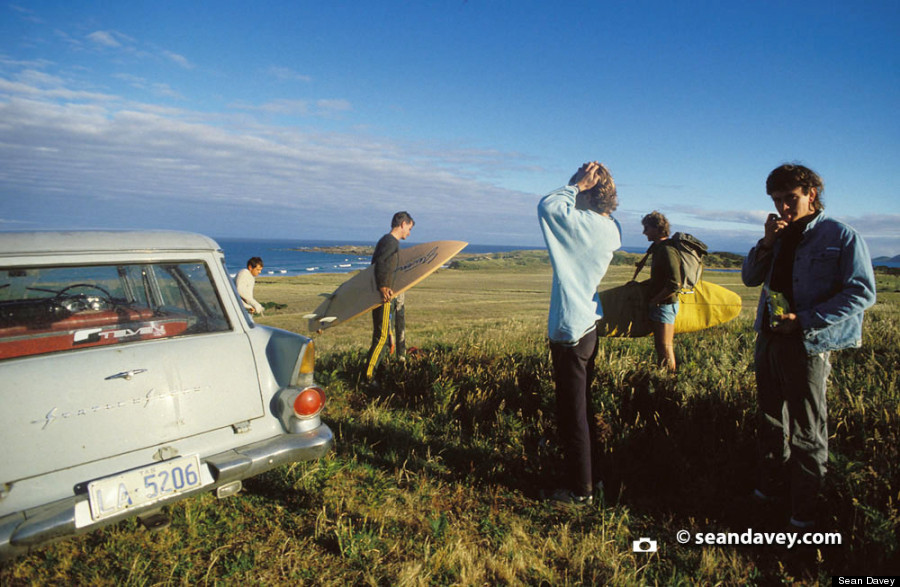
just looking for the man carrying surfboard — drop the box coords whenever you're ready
[742,163,876,530]
[537,161,622,504]
[637,211,681,371]
[365,211,414,383]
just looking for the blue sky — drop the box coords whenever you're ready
[1,1,898,256]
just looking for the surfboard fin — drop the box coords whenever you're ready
[302,313,318,319]
[319,316,337,324]
[318,292,334,298]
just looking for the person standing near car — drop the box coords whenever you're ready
[742,163,876,529]
[538,161,621,504]
[236,256,265,315]
[365,211,414,383]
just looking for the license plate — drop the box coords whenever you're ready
[87,454,204,521]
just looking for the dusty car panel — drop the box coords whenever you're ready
[0,230,333,560]
[3,332,265,481]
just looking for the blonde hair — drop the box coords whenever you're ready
[570,163,618,214]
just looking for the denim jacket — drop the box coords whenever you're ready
[742,213,876,355]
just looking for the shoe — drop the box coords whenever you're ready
[751,488,778,504]
[789,517,816,530]
[543,488,593,505]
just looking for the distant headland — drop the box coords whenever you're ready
[291,245,375,256]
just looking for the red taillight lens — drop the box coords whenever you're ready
[293,387,325,417]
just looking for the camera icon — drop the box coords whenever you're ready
[632,538,658,553]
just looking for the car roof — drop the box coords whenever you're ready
[0,230,221,256]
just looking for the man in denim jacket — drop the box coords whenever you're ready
[742,163,876,529]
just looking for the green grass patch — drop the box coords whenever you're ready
[4,265,898,584]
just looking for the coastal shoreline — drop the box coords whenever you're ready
[291,245,374,256]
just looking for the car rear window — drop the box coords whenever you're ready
[0,262,231,360]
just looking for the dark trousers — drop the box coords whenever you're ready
[755,332,831,522]
[393,292,406,358]
[549,329,600,496]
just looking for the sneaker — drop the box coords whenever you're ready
[751,488,779,504]
[543,488,593,505]
[789,517,816,530]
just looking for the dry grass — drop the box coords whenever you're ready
[3,258,898,585]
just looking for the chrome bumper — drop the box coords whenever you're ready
[0,424,333,561]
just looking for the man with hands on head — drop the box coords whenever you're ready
[538,161,622,505]
[742,163,876,529]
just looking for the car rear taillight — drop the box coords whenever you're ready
[293,387,325,418]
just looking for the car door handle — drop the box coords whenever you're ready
[105,369,148,381]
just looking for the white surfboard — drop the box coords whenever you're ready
[306,240,467,332]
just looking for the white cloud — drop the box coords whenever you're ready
[0,56,54,70]
[837,214,900,238]
[52,29,85,51]
[0,76,118,103]
[0,73,539,245]
[234,99,310,115]
[231,98,353,119]
[266,66,312,83]
[316,99,352,113]
[112,73,185,100]
[0,217,32,226]
[660,204,768,227]
[83,30,191,73]
[618,205,900,256]
[87,31,124,48]
[163,50,192,69]
[0,67,896,254]
[9,4,43,24]
[14,69,66,88]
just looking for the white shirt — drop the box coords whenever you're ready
[235,268,264,315]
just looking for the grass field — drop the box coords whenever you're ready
[3,255,899,585]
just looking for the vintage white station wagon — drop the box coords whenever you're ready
[0,231,333,560]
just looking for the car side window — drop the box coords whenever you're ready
[0,262,231,360]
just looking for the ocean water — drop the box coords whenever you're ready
[216,237,545,277]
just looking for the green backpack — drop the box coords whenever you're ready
[633,232,708,294]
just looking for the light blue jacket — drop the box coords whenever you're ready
[538,185,622,344]
[741,213,876,355]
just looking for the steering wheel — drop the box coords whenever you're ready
[54,283,115,312]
